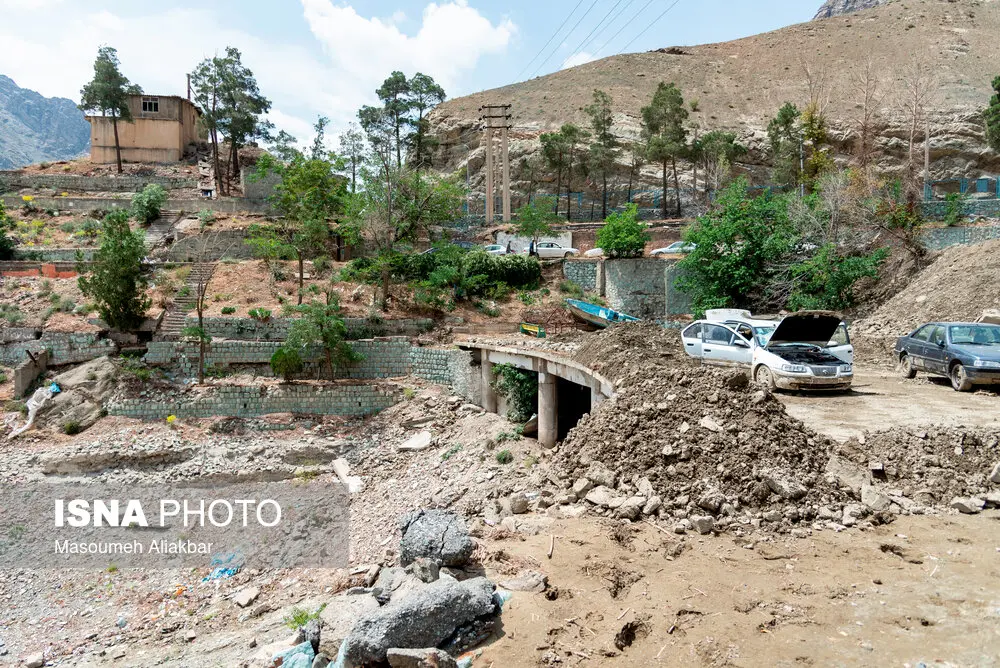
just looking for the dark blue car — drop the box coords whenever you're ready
[895,322,1000,391]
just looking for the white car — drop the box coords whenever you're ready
[484,244,509,255]
[526,242,579,259]
[583,248,605,258]
[681,310,853,391]
[651,241,695,256]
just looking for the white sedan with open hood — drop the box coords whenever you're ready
[681,310,853,391]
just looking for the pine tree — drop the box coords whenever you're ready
[79,46,141,174]
[584,90,619,218]
[641,82,688,218]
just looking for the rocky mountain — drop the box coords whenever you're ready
[813,0,892,20]
[0,75,90,169]
[426,0,1000,204]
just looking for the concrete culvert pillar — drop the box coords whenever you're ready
[591,387,606,411]
[538,363,557,449]
[480,350,497,414]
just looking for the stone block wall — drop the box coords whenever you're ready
[603,258,668,319]
[0,332,116,367]
[166,229,254,261]
[562,260,599,292]
[13,350,47,398]
[0,171,195,194]
[13,248,94,262]
[922,224,1000,251]
[1,196,273,215]
[184,316,434,341]
[107,383,400,420]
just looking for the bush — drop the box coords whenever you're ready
[130,184,167,224]
[495,449,514,465]
[77,210,150,331]
[78,219,100,238]
[596,203,650,258]
[248,308,272,322]
[788,245,889,311]
[312,255,330,276]
[270,347,304,382]
[558,280,584,299]
[63,421,81,435]
[491,363,538,422]
[221,306,236,315]
[60,221,76,234]
[943,192,968,227]
[197,209,216,228]
[283,604,326,630]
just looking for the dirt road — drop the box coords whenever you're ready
[477,513,1000,667]
[779,370,1000,441]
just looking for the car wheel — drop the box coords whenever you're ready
[754,365,776,392]
[950,363,973,392]
[564,252,572,258]
[898,353,916,379]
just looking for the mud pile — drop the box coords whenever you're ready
[573,322,689,382]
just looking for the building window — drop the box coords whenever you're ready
[141,96,159,113]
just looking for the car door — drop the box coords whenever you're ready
[923,325,949,374]
[905,325,933,369]
[681,323,703,358]
[701,323,750,366]
[724,321,756,365]
[825,323,854,364]
[535,242,553,259]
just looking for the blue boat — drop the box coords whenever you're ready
[565,299,640,328]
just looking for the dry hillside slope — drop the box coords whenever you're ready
[428,0,1000,193]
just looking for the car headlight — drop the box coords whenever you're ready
[839,364,852,374]
[780,364,807,373]
[973,359,1000,368]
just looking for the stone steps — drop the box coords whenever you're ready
[155,262,217,341]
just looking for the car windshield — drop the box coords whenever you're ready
[948,325,1000,345]
[753,326,776,346]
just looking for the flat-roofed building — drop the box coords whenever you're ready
[86,94,201,164]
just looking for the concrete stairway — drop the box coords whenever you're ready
[155,262,216,341]
[144,211,183,252]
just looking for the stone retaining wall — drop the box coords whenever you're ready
[562,260,599,292]
[0,171,196,193]
[184,316,435,341]
[165,230,254,261]
[1,196,273,215]
[0,332,116,367]
[13,350,47,398]
[922,224,1000,251]
[107,383,400,419]
[563,258,692,318]
[13,248,94,262]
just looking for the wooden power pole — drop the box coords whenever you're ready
[480,104,512,222]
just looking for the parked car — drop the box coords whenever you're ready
[895,321,1000,391]
[650,241,696,256]
[420,241,478,255]
[681,310,853,391]
[484,244,509,255]
[584,247,605,257]
[525,241,579,259]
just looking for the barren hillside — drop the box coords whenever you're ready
[427,0,1000,195]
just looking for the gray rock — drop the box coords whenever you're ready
[508,492,529,515]
[498,570,547,593]
[233,586,260,608]
[861,484,891,512]
[318,593,382,656]
[615,496,646,520]
[584,485,614,507]
[571,478,593,497]
[690,515,715,535]
[699,416,723,433]
[825,454,867,495]
[642,496,662,516]
[399,510,474,567]
[764,472,808,500]
[404,557,441,584]
[586,462,616,488]
[312,654,331,668]
[343,577,497,665]
[985,491,1000,508]
[637,477,655,497]
[399,431,434,451]
[387,647,458,668]
[762,510,782,523]
[950,497,985,514]
[24,653,44,668]
[989,462,1000,484]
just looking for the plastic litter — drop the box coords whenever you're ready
[7,386,54,439]
[49,382,61,394]
[202,551,244,581]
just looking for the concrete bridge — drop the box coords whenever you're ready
[458,342,615,448]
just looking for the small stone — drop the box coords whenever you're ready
[398,431,434,451]
[586,462,616,488]
[790,528,811,539]
[509,492,529,515]
[699,416,723,433]
[637,477,655,497]
[24,653,44,668]
[615,496,646,520]
[861,485,891,512]
[673,523,687,534]
[585,486,615,507]
[499,570,547,593]
[989,462,1000,484]
[313,654,331,668]
[690,515,714,535]
[404,557,441,583]
[387,647,458,668]
[184,629,196,642]
[571,478,593,497]
[950,497,985,514]
[763,510,782,523]
[233,586,260,608]
[642,496,662,516]
[677,421,690,434]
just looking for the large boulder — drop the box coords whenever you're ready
[341,577,496,666]
[39,356,117,431]
[398,510,474,567]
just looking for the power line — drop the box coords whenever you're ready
[590,0,656,57]
[516,0,587,80]
[617,0,684,54]
[529,0,602,79]
[560,0,628,67]
[575,0,638,57]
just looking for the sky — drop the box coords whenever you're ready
[0,0,816,146]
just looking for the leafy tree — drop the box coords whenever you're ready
[641,82,688,218]
[338,122,366,193]
[676,178,796,315]
[624,140,646,203]
[768,102,802,189]
[788,244,888,311]
[697,130,746,194]
[517,155,545,203]
[270,347,304,382]
[513,198,558,244]
[0,201,15,260]
[559,124,590,220]
[78,46,141,174]
[801,102,834,191]
[986,75,1000,153]
[268,130,301,163]
[78,210,149,330]
[249,118,348,303]
[406,73,446,169]
[282,289,362,378]
[190,47,272,195]
[130,184,167,224]
[376,71,411,168]
[596,203,649,258]
[540,131,569,214]
[584,90,619,218]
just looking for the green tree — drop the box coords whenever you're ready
[596,203,649,258]
[78,210,149,330]
[985,75,1000,153]
[0,200,15,260]
[406,73,446,169]
[513,198,558,244]
[676,178,797,315]
[801,102,834,191]
[584,90,619,219]
[338,122,366,193]
[130,184,167,224]
[248,119,348,303]
[282,288,362,378]
[768,102,802,189]
[376,71,411,168]
[540,131,568,214]
[788,244,888,311]
[642,82,688,218]
[270,347,304,382]
[697,130,746,195]
[559,123,590,220]
[78,46,141,174]
[268,130,301,163]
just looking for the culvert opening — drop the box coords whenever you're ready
[556,376,591,442]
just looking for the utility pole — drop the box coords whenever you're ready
[480,104,512,222]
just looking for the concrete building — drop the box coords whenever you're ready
[86,95,201,164]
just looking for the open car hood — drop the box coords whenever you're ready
[767,311,844,348]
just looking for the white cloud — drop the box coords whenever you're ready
[561,51,596,70]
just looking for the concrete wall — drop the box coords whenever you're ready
[241,170,281,203]
[107,383,400,420]
[166,229,254,261]
[0,171,195,194]
[13,350,47,398]
[0,332,116,367]
[12,248,94,262]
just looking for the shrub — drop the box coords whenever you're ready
[1,305,24,325]
[558,280,584,299]
[283,604,326,630]
[0,373,7,384]
[249,308,272,322]
[596,204,650,258]
[270,347,304,382]
[197,209,216,228]
[77,210,149,330]
[78,219,100,238]
[60,221,76,234]
[63,421,81,435]
[221,306,236,315]
[943,192,968,227]
[495,449,514,465]
[491,363,538,422]
[788,245,889,311]
[130,184,167,224]
[312,255,330,276]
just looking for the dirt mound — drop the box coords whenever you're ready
[572,322,689,382]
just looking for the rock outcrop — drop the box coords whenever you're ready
[814,0,892,20]
[0,75,90,169]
